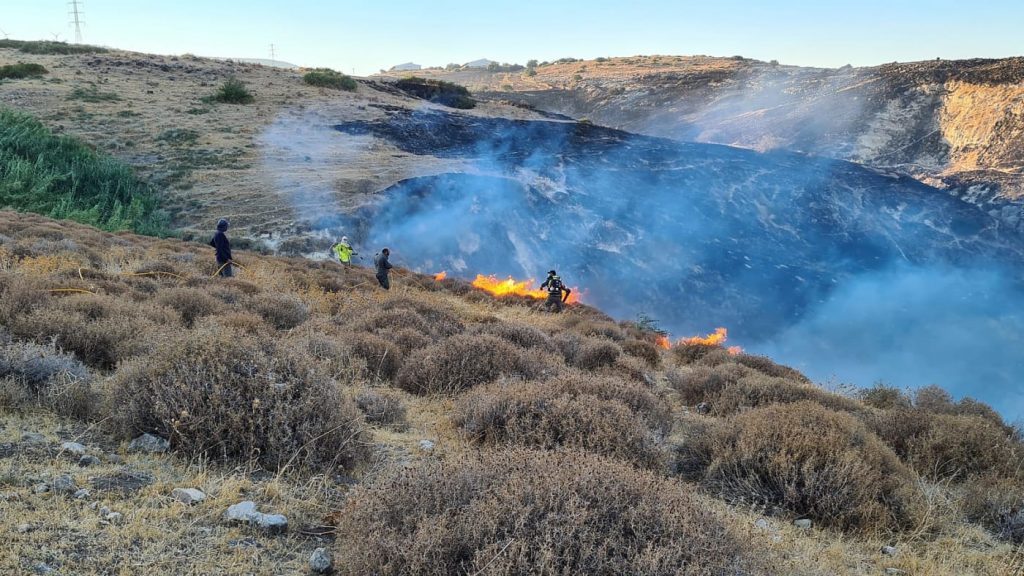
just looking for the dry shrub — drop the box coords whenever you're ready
[345,332,402,381]
[358,309,434,338]
[671,343,721,365]
[333,449,760,576]
[671,416,717,482]
[603,354,654,385]
[731,353,809,382]
[858,383,912,410]
[0,275,52,325]
[0,337,93,418]
[961,474,1024,543]
[155,287,220,326]
[468,321,551,350]
[702,401,923,533]
[455,379,665,468]
[251,291,309,329]
[621,338,661,367]
[667,363,747,405]
[10,294,176,369]
[867,409,1023,481]
[380,296,464,337]
[200,310,267,335]
[385,328,431,355]
[912,385,1007,428]
[574,319,626,341]
[355,388,408,431]
[107,327,368,472]
[397,334,550,395]
[556,333,621,370]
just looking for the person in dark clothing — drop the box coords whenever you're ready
[209,218,233,277]
[539,270,571,313]
[374,248,393,290]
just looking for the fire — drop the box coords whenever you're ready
[727,346,743,355]
[656,335,672,350]
[471,274,580,303]
[433,271,447,281]
[681,327,729,346]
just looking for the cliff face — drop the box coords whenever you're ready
[419,56,1024,230]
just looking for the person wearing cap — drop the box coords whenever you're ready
[374,248,393,290]
[332,236,357,266]
[209,218,233,277]
[539,269,571,313]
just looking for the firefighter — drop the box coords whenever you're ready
[374,248,393,290]
[209,218,233,277]
[539,269,571,313]
[331,236,357,266]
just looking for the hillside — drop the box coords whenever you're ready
[2,211,1023,575]
[416,55,1024,229]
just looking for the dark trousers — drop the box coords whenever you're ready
[545,294,564,313]
[218,260,233,278]
[376,274,390,290]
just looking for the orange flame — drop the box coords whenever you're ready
[471,274,580,303]
[655,335,671,350]
[681,327,729,346]
[727,346,743,356]
[433,271,447,281]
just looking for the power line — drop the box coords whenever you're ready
[69,0,84,44]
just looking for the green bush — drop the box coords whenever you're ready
[68,85,121,102]
[303,68,357,91]
[0,108,168,234]
[333,449,761,575]
[0,39,107,55]
[393,77,475,109]
[0,63,47,80]
[209,77,254,104]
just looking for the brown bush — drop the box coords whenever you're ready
[621,338,661,367]
[0,336,93,418]
[358,309,434,338]
[200,311,267,335]
[668,363,746,405]
[574,319,626,341]
[701,402,923,533]
[333,449,761,575]
[468,321,551,350]
[155,287,220,326]
[671,343,721,365]
[867,409,1023,481]
[355,388,409,431]
[911,385,1007,428]
[602,354,654,385]
[858,383,912,410]
[251,291,309,329]
[384,328,431,355]
[573,339,622,370]
[344,332,402,381]
[397,334,549,395]
[380,296,464,337]
[731,353,809,382]
[107,327,368,472]
[961,474,1024,543]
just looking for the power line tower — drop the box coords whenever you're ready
[269,43,276,60]
[69,0,84,44]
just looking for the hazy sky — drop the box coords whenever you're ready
[3,1,1022,75]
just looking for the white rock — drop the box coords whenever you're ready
[128,433,170,453]
[257,513,288,533]
[16,523,33,533]
[224,500,288,534]
[61,442,87,455]
[172,488,207,505]
[105,511,123,523]
[309,547,333,573]
[793,518,812,529]
[73,488,91,500]
[754,518,770,530]
[418,439,435,452]
[33,483,50,494]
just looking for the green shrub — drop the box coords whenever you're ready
[107,327,368,472]
[397,334,548,395]
[701,402,923,532]
[393,77,475,109]
[209,77,254,104]
[0,63,47,80]
[303,68,357,91]
[0,108,168,234]
[333,449,760,575]
[0,39,107,55]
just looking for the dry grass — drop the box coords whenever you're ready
[396,334,552,395]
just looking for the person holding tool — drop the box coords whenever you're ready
[539,269,571,313]
[209,218,234,278]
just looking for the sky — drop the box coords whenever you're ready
[3,0,1022,76]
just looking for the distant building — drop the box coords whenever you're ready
[390,62,422,72]
[464,58,496,69]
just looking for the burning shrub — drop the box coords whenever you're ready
[355,388,409,431]
[333,449,760,575]
[701,402,923,533]
[467,321,551,350]
[455,380,665,468]
[107,327,368,472]
[155,287,220,327]
[344,332,402,382]
[251,291,309,330]
[0,336,93,418]
[961,474,1024,543]
[621,338,661,367]
[867,409,1023,481]
[397,334,549,395]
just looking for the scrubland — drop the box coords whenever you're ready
[0,211,1022,574]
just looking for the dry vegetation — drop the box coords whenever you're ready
[2,211,1023,574]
